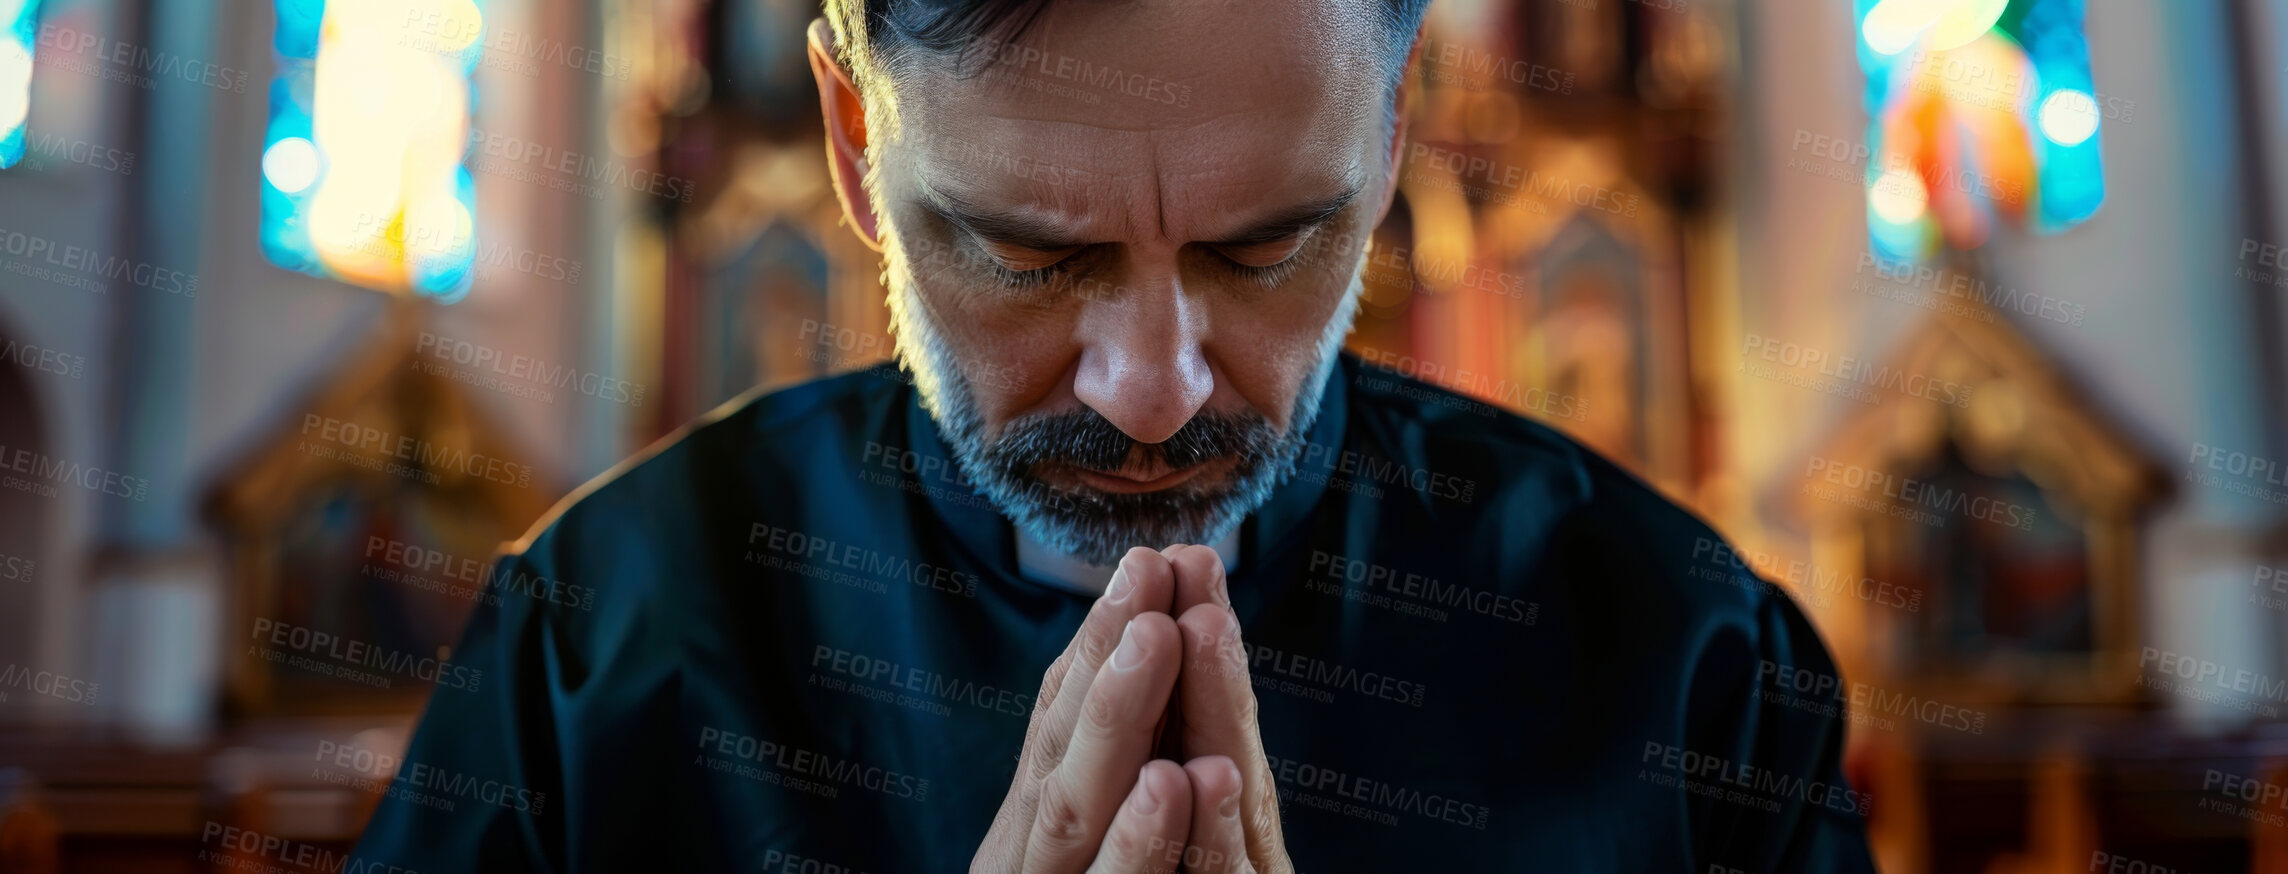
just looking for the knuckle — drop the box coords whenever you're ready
[1036,657,1069,707]
[1248,803,1282,842]
[1031,778,1091,849]
[1077,628,1113,667]
[1081,687,1123,735]
[1028,731,1067,782]
[1014,715,1053,765]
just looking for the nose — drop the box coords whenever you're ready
[1071,279,1213,446]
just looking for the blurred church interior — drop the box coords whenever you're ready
[2,0,2288,870]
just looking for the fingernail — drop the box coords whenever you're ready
[1134,773,1162,815]
[1105,567,1132,603]
[1111,618,1146,671]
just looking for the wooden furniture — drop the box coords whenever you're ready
[0,719,408,873]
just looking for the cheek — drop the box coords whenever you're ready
[906,276,1078,422]
[1211,272,1352,428]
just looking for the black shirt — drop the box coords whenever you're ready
[351,353,1878,873]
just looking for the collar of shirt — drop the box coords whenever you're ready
[1013,526,1242,595]
[900,355,1349,597]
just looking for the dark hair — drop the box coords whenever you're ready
[822,0,1432,115]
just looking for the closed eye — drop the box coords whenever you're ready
[987,259,1071,289]
[1206,244,1305,287]
[978,242,1087,289]
[1216,237,1307,269]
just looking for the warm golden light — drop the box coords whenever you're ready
[1862,0,2008,55]
[403,194,474,262]
[1861,1,1928,56]
[305,0,477,289]
[432,0,484,53]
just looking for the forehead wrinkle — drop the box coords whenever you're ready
[892,3,1390,249]
[1150,145,1168,243]
[914,156,1152,245]
[899,114,1162,242]
[900,66,1166,135]
[1136,89,1383,245]
[1145,128,1370,243]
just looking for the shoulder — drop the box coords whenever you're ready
[1339,354,1776,626]
[1341,356,1844,761]
[501,365,911,582]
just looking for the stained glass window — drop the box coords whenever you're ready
[263,0,484,302]
[1855,0,2107,263]
[0,0,39,169]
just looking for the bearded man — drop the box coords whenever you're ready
[352,0,1878,871]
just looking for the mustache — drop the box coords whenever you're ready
[985,407,1281,474]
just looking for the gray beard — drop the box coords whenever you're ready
[885,253,1362,566]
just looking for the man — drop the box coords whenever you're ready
[353,0,1878,870]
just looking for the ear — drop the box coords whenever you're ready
[809,18,885,251]
[1374,28,1429,227]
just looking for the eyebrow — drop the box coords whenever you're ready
[1208,188,1360,247]
[918,184,1362,252]
[918,187,1085,252]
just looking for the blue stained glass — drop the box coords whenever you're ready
[260,0,485,303]
[1851,0,2106,263]
[260,55,319,272]
[409,168,478,303]
[274,0,323,58]
[0,0,42,171]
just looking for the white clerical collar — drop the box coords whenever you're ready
[1014,527,1243,596]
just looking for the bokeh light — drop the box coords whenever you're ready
[0,0,37,171]
[1926,0,2011,51]
[1861,0,2012,55]
[260,0,483,301]
[1861,1,1931,55]
[2038,88,2099,146]
[0,38,29,131]
[1855,0,2105,262]
[261,136,322,194]
[1870,167,1931,224]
